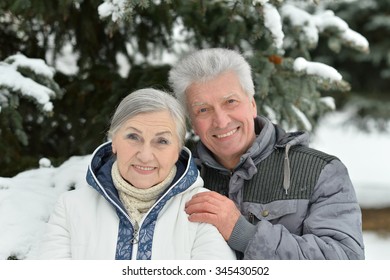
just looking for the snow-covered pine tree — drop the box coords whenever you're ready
[0,0,369,175]
[0,53,61,171]
[311,0,390,132]
[98,0,368,131]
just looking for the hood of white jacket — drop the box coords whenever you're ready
[85,141,200,219]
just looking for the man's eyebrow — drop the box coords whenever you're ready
[191,101,207,107]
[222,93,237,100]
[191,93,238,107]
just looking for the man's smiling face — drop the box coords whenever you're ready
[186,71,257,170]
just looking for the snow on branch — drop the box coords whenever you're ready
[262,2,284,49]
[98,0,127,22]
[340,28,370,53]
[280,4,319,47]
[320,96,336,111]
[5,54,55,79]
[0,54,57,113]
[280,4,369,53]
[291,104,312,131]
[293,57,342,81]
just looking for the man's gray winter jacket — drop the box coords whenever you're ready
[196,116,365,259]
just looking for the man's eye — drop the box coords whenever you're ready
[227,99,237,104]
[199,107,208,113]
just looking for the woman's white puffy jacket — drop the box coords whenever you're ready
[38,142,236,260]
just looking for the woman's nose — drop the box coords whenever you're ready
[136,145,154,162]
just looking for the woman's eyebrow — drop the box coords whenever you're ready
[124,126,141,132]
[155,131,173,137]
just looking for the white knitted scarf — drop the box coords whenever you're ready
[111,161,177,226]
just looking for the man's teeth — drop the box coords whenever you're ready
[215,128,237,139]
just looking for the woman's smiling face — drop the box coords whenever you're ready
[111,110,180,189]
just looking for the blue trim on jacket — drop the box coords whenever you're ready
[85,141,198,259]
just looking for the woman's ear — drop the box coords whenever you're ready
[112,142,116,154]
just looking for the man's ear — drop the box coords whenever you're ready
[189,116,198,135]
[251,97,257,117]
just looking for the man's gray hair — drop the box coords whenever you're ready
[108,88,186,149]
[168,48,255,108]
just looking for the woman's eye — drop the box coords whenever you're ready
[157,138,170,145]
[126,133,139,140]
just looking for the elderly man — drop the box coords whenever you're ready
[168,48,364,259]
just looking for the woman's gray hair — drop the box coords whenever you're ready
[168,48,255,108]
[108,88,186,149]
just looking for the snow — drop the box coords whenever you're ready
[0,156,91,260]
[361,232,390,260]
[281,3,369,53]
[311,109,390,209]
[320,96,336,111]
[0,54,56,112]
[258,1,369,53]
[5,54,55,79]
[53,43,80,76]
[0,0,385,262]
[294,57,342,81]
[310,109,390,260]
[263,3,284,49]
[98,0,126,22]
[0,110,389,260]
[281,4,319,47]
[291,104,313,131]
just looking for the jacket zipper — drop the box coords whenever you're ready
[131,223,140,259]
[131,223,140,244]
[249,212,255,224]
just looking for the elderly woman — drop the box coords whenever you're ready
[38,88,236,260]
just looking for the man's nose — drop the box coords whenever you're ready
[212,107,230,128]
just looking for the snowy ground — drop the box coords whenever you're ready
[311,110,390,210]
[311,109,390,260]
[0,110,389,260]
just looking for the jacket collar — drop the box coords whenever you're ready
[86,142,198,201]
[196,115,310,172]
